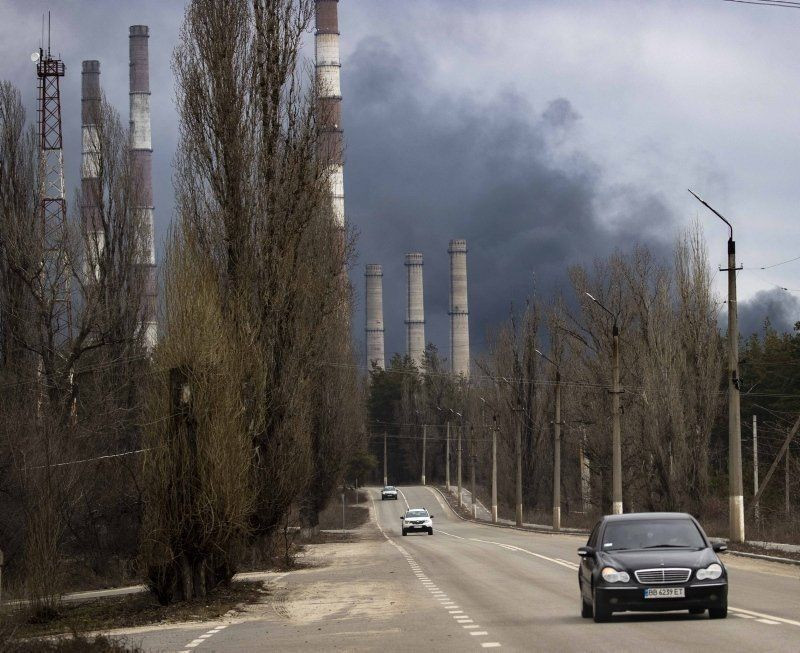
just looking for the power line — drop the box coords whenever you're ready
[723,0,800,8]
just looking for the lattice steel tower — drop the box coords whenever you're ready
[34,17,72,340]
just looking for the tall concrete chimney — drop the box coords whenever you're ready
[405,252,426,369]
[365,264,385,371]
[315,1,344,227]
[449,239,470,378]
[129,25,157,350]
[81,60,102,281]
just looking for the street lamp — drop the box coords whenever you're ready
[585,291,623,515]
[535,349,562,531]
[688,189,744,542]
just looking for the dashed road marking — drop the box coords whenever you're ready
[179,623,229,651]
[371,489,503,649]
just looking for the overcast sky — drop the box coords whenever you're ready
[2,0,799,365]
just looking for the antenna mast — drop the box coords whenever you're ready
[35,16,72,343]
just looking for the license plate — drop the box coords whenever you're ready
[644,587,685,599]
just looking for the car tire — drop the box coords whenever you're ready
[689,608,705,615]
[402,529,407,536]
[581,593,593,619]
[428,528,433,535]
[592,587,611,623]
[709,603,727,619]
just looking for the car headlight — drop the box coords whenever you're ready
[601,567,630,583]
[696,563,723,580]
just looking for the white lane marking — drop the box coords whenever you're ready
[482,643,502,648]
[373,488,503,648]
[469,537,579,570]
[397,487,411,510]
[730,607,800,628]
[755,618,780,625]
[734,614,755,619]
[471,631,489,636]
[437,529,466,540]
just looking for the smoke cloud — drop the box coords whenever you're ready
[344,36,675,362]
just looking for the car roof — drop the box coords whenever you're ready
[602,512,696,522]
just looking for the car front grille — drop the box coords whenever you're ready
[634,568,692,584]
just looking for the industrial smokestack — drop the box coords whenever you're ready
[365,264,385,371]
[129,25,157,350]
[449,239,470,378]
[81,60,101,281]
[405,252,426,370]
[315,1,344,227]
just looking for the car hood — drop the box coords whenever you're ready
[598,547,719,571]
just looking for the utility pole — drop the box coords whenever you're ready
[689,190,744,542]
[457,421,463,508]
[491,414,498,523]
[586,293,623,515]
[446,420,451,489]
[421,423,427,486]
[753,414,759,526]
[786,447,791,516]
[470,424,477,518]
[580,427,591,513]
[383,431,388,486]
[536,349,562,531]
[515,405,523,526]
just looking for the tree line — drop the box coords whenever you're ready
[0,0,366,619]
[368,225,799,540]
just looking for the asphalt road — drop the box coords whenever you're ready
[128,485,800,652]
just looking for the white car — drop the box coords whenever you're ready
[402,508,434,536]
[381,486,398,500]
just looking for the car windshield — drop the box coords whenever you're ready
[406,510,428,518]
[601,519,705,551]
[384,486,395,490]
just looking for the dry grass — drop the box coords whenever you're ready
[0,581,266,641]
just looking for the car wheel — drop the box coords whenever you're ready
[402,529,407,536]
[581,591,593,618]
[428,528,433,535]
[709,603,727,619]
[689,607,705,615]
[592,587,611,623]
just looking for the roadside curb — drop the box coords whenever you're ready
[725,550,800,567]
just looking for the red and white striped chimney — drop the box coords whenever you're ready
[81,60,102,281]
[315,0,344,227]
[129,25,157,350]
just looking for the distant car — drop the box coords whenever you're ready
[381,485,398,500]
[578,513,728,623]
[402,508,434,536]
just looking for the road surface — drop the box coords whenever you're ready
[127,485,799,652]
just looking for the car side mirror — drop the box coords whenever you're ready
[430,515,434,518]
[712,543,727,553]
[577,546,595,558]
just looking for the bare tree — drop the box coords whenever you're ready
[0,81,150,617]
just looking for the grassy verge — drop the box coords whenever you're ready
[0,581,267,642]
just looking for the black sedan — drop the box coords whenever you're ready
[578,512,728,623]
